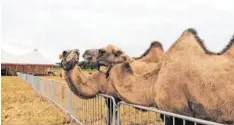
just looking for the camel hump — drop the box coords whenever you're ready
[183,28,220,55]
[185,28,198,36]
[150,41,163,49]
[219,35,234,55]
[183,28,204,44]
[133,41,164,60]
[231,35,234,43]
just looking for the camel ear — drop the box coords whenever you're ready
[123,62,133,74]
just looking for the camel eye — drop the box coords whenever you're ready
[114,50,123,57]
[99,49,105,54]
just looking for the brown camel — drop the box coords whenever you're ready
[59,49,116,98]
[94,29,234,125]
[59,42,164,125]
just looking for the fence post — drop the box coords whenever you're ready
[38,78,42,99]
[68,90,73,122]
[117,102,121,125]
[50,80,54,104]
[32,75,35,90]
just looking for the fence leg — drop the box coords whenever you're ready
[32,76,35,90]
[50,81,54,104]
[38,78,43,100]
[68,90,74,123]
[117,103,121,125]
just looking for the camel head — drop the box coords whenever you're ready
[82,49,99,63]
[83,45,131,67]
[59,49,80,71]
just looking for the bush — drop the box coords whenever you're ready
[78,61,98,70]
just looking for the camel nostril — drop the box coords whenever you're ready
[123,56,127,61]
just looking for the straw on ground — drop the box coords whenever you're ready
[1,76,77,125]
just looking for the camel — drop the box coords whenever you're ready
[60,42,164,125]
[93,28,234,125]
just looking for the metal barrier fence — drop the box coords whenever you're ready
[17,72,226,125]
[117,101,225,125]
[17,72,116,125]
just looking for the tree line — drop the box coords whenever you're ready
[56,61,98,70]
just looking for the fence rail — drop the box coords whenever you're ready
[17,72,226,125]
[17,72,116,125]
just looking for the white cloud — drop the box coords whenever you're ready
[2,0,234,63]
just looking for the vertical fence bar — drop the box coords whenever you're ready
[68,90,73,119]
[155,113,157,125]
[134,107,136,125]
[85,99,87,123]
[92,98,94,125]
[140,109,142,125]
[128,106,130,125]
[147,111,149,125]
[173,117,175,125]
[50,80,54,103]
[38,78,41,96]
[94,98,96,125]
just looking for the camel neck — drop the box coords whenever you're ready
[108,64,156,106]
[63,65,99,98]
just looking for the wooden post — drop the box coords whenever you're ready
[6,65,8,76]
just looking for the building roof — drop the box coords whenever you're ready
[1,49,54,66]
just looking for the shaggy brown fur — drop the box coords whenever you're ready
[133,41,164,59]
[106,28,234,124]
[133,41,165,63]
[167,28,220,55]
[220,35,234,58]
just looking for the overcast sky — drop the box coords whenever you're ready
[2,0,234,63]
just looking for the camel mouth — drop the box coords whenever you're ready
[83,55,92,61]
[61,59,78,71]
[97,58,110,67]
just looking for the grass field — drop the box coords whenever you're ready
[1,76,77,125]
